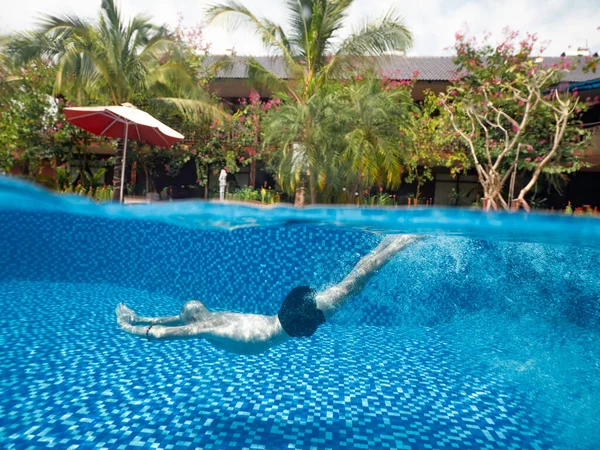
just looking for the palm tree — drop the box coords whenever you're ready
[206,0,412,204]
[335,77,414,193]
[263,77,414,203]
[261,87,340,204]
[7,0,218,201]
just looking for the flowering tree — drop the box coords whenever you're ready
[194,92,278,197]
[404,91,470,201]
[0,61,108,185]
[440,30,593,211]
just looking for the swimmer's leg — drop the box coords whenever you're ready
[116,303,183,326]
[116,300,212,327]
[117,310,287,355]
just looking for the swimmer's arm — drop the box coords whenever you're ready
[316,234,423,320]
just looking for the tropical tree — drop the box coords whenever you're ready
[6,0,219,201]
[261,86,338,204]
[440,30,592,211]
[262,75,416,203]
[404,91,470,201]
[206,0,412,204]
[334,76,415,196]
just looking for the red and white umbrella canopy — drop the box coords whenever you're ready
[63,103,184,203]
[63,103,184,147]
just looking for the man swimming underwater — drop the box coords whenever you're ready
[116,234,420,355]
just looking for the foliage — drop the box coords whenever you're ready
[226,186,280,204]
[440,29,593,211]
[404,92,470,200]
[262,75,415,203]
[6,0,221,200]
[206,0,412,204]
[195,92,278,189]
[227,186,260,201]
[8,0,192,106]
[0,61,56,173]
[260,186,280,204]
[0,61,110,181]
[59,183,113,202]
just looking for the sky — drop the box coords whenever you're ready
[1,0,599,57]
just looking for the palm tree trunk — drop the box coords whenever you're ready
[309,171,317,204]
[112,138,125,202]
[294,180,305,207]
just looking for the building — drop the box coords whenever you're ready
[205,55,600,208]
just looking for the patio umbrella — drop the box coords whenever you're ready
[63,103,184,203]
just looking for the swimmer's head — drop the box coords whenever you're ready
[180,300,210,323]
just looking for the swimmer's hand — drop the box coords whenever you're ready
[116,303,137,326]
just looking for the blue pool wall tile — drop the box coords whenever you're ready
[0,210,599,328]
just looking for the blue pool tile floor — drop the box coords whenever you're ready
[1,281,598,449]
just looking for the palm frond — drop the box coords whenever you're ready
[325,10,412,79]
[246,57,295,99]
[205,1,297,70]
[155,97,226,123]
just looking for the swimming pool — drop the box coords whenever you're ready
[0,177,599,449]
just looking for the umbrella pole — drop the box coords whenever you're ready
[119,123,129,203]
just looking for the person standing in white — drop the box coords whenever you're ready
[219,168,227,201]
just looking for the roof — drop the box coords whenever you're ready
[205,55,599,83]
[568,78,600,92]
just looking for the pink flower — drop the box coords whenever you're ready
[239,156,245,161]
[539,139,547,145]
[526,145,533,151]
[524,157,531,162]
[249,91,260,103]
[239,116,245,123]
[535,156,542,162]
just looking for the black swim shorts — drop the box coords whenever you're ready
[277,286,326,338]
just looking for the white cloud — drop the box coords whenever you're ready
[2,0,599,56]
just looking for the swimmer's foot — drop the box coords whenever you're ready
[116,303,138,326]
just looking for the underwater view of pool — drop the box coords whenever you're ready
[0,178,599,449]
